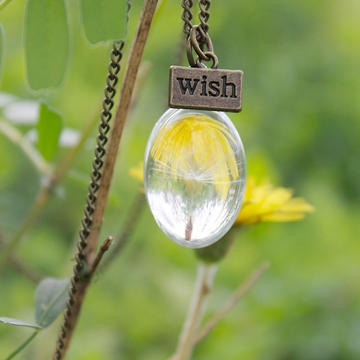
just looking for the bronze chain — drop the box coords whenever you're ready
[181,0,218,68]
[198,0,211,35]
[53,0,132,355]
[181,0,193,36]
[53,40,125,360]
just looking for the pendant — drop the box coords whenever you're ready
[144,108,246,248]
[169,66,243,112]
[144,2,247,248]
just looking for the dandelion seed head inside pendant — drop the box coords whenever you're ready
[144,109,246,248]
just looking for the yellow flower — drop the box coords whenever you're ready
[150,114,241,198]
[129,161,144,193]
[129,162,314,225]
[235,177,315,224]
[129,161,144,182]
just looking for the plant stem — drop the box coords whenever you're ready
[0,1,158,278]
[0,101,102,274]
[8,255,44,283]
[0,0,13,11]
[99,191,146,271]
[52,1,159,358]
[85,236,113,278]
[0,188,50,273]
[0,119,51,177]
[169,262,218,360]
[0,226,44,282]
[50,99,103,186]
[82,0,158,265]
[4,330,40,360]
[194,261,270,344]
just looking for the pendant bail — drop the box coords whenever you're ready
[186,24,218,69]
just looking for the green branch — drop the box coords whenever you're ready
[0,100,102,274]
[0,0,13,11]
[4,330,40,360]
[0,119,51,177]
[168,262,218,360]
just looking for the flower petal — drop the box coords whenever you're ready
[280,197,315,213]
[263,187,293,208]
[129,162,144,182]
[261,212,306,222]
[235,178,314,225]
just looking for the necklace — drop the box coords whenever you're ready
[144,0,247,248]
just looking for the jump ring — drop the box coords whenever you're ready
[186,37,197,67]
[189,25,213,61]
[196,51,219,69]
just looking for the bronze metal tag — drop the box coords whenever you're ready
[169,66,243,112]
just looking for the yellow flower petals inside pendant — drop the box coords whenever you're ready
[144,109,247,248]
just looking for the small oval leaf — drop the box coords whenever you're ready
[0,317,43,330]
[79,0,128,44]
[0,22,4,87]
[37,102,63,161]
[35,278,70,328]
[24,0,70,90]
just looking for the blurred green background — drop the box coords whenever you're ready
[1,0,360,359]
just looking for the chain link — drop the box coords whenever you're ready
[53,38,126,360]
[181,0,194,36]
[182,0,218,69]
[198,0,211,36]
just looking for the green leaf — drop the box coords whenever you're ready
[24,0,70,90]
[0,317,43,330]
[35,278,70,328]
[152,0,171,26]
[37,103,63,161]
[79,0,129,44]
[0,22,4,86]
[0,0,14,11]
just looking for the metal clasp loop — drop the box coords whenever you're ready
[196,51,218,69]
[186,25,218,69]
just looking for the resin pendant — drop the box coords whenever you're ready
[144,108,246,248]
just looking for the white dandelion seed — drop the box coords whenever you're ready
[144,109,247,249]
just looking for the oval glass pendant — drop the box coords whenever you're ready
[144,109,246,248]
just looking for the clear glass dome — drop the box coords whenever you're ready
[144,108,246,248]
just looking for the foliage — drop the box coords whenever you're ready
[0,278,69,330]
[0,278,70,359]
[0,317,42,330]
[1,0,129,90]
[79,0,128,44]
[0,21,3,87]
[0,0,359,359]
[34,278,70,328]
[37,103,63,161]
[24,0,69,90]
